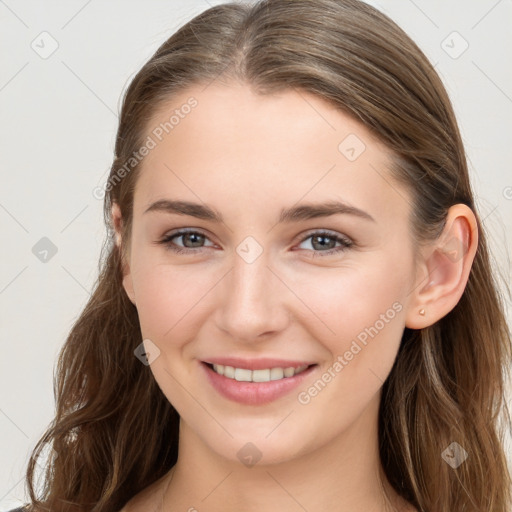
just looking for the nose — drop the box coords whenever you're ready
[214,248,290,343]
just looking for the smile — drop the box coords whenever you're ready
[210,363,310,382]
[201,361,318,405]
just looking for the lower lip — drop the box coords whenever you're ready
[200,362,318,405]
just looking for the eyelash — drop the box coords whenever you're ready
[156,228,353,257]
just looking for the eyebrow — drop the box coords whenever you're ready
[143,199,375,223]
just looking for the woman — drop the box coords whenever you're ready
[13,0,512,511]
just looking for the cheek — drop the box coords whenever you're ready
[289,265,408,426]
[131,259,215,342]
[288,256,409,372]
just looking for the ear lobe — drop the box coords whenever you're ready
[111,202,136,305]
[111,203,123,248]
[405,204,478,329]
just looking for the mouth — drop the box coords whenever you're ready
[200,361,319,405]
[203,362,316,383]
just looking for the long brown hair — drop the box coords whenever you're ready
[23,1,512,511]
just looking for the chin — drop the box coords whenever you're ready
[203,432,312,468]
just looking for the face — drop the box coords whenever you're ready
[119,81,419,466]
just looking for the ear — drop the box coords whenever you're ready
[405,204,478,329]
[111,202,136,305]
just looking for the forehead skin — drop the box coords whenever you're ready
[131,81,414,270]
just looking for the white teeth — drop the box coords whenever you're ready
[284,367,295,378]
[234,368,252,382]
[270,367,284,380]
[252,369,270,382]
[211,364,309,382]
[224,365,235,379]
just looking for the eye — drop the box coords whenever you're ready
[295,230,353,257]
[156,228,353,257]
[157,229,215,254]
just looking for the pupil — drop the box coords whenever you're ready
[313,235,334,250]
[185,233,203,247]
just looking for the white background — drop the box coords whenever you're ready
[1,0,511,509]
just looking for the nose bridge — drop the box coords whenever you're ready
[215,245,288,339]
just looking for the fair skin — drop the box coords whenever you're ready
[114,81,478,512]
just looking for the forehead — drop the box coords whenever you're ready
[133,81,409,226]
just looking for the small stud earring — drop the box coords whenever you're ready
[419,308,426,316]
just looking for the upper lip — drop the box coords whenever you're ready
[202,357,317,370]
